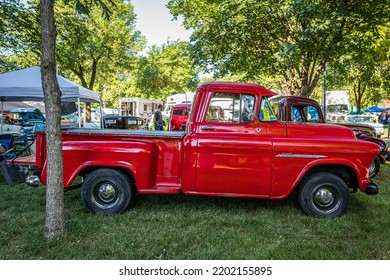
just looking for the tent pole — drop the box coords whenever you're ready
[1,99,3,134]
[99,101,104,128]
[78,97,81,128]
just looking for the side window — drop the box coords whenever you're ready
[259,97,277,122]
[306,106,320,122]
[172,109,184,116]
[241,95,255,123]
[292,107,302,122]
[206,93,255,123]
[291,105,320,122]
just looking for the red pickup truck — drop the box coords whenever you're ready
[168,103,191,131]
[12,82,379,218]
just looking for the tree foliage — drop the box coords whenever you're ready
[168,0,390,97]
[55,0,145,91]
[7,1,145,105]
[329,24,390,111]
[64,0,116,19]
[131,41,199,101]
[0,0,37,71]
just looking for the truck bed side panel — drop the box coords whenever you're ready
[39,130,185,190]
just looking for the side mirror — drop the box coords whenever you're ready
[250,113,261,124]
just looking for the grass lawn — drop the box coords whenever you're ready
[0,162,389,260]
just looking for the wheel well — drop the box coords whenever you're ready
[299,164,359,192]
[80,166,137,193]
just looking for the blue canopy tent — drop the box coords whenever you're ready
[365,106,384,113]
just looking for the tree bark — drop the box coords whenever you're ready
[40,0,66,239]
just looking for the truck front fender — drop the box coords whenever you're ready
[271,157,368,199]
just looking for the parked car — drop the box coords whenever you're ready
[168,104,191,131]
[10,108,46,124]
[0,121,24,135]
[103,115,143,130]
[9,108,46,136]
[346,115,384,138]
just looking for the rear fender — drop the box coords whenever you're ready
[40,140,158,189]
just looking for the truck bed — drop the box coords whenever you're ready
[62,128,186,139]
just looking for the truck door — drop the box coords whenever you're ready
[195,92,276,196]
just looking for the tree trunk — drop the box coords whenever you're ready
[40,0,66,239]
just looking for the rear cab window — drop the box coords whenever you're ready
[172,109,184,116]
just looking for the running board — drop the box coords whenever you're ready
[138,184,182,194]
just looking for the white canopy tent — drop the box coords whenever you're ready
[0,66,102,131]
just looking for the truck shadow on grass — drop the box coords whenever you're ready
[64,186,377,218]
[135,193,298,212]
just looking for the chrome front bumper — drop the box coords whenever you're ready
[26,175,40,188]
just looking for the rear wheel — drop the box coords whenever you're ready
[81,168,133,214]
[298,172,350,218]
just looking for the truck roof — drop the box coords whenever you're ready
[198,82,276,96]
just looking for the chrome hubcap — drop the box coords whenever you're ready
[97,183,116,203]
[310,183,342,214]
[368,161,375,175]
[314,188,334,207]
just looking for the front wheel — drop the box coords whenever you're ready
[298,172,350,218]
[81,168,133,214]
[368,156,381,178]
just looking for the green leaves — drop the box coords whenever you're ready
[132,41,199,101]
[168,0,390,97]
[64,0,117,19]
[53,0,145,106]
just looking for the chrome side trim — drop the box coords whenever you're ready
[276,153,328,159]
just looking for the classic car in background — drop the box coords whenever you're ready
[10,108,46,124]
[1,108,46,136]
[346,115,384,138]
[0,121,24,135]
[168,103,191,131]
[103,115,144,130]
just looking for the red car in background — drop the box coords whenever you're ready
[168,104,191,131]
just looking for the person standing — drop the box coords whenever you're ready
[386,112,390,138]
[153,104,164,131]
[378,112,385,124]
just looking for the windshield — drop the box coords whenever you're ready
[327,105,349,113]
[347,116,375,123]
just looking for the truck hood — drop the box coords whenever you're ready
[333,122,376,137]
[285,122,356,139]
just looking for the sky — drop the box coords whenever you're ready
[131,0,192,48]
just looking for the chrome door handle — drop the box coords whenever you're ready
[200,126,216,131]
